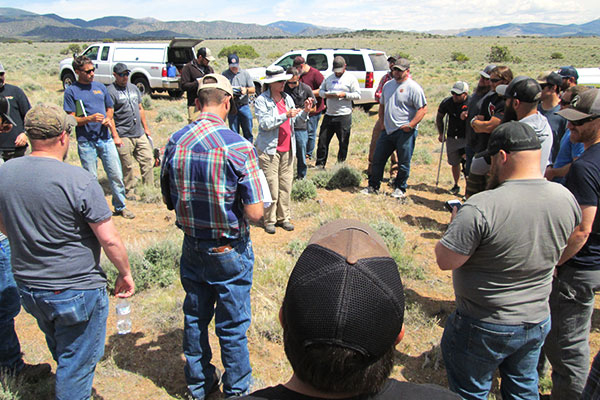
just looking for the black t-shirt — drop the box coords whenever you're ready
[438,96,469,139]
[565,142,600,269]
[240,380,460,400]
[0,84,31,150]
[473,92,505,152]
[284,82,316,131]
[464,90,490,147]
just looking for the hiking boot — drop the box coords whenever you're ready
[450,184,460,195]
[360,186,378,195]
[114,208,135,219]
[391,188,406,199]
[264,224,276,234]
[276,221,294,231]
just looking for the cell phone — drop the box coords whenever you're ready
[444,200,462,212]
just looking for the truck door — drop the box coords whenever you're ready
[94,45,112,85]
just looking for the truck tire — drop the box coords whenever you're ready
[132,77,151,96]
[168,89,183,98]
[62,71,76,90]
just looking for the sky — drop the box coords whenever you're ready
[4,0,600,32]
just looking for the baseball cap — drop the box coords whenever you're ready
[387,55,397,63]
[392,58,410,71]
[480,64,497,79]
[198,47,215,62]
[113,63,130,74]
[537,71,562,87]
[24,103,76,139]
[477,121,541,161]
[0,96,16,126]
[556,88,600,122]
[333,56,346,73]
[282,219,405,358]
[228,54,239,68]
[0,63,5,73]
[197,73,233,97]
[293,56,305,67]
[451,81,469,95]
[558,66,578,80]
[495,76,541,103]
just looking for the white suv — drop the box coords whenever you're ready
[247,48,389,108]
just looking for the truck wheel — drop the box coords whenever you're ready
[168,89,183,98]
[62,71,76,90]
[132,77,151,96]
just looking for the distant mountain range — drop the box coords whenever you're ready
[0,8,598,41]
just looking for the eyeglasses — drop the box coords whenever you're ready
[117,72,130,77]
[490,78,503,83]
[80,68,95,74]
[570,116,600,126]
[287,81,299,86]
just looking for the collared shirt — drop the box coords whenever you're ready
[161,112,263,239]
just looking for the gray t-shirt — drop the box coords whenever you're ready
[0,156,113,290]
[107,82,143,138]
[380,78,427,134]
[441,179,581,324]
[222,68,254,106]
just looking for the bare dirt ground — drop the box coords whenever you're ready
[12,112,600,400]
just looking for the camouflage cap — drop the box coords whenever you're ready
[25,103,76,139]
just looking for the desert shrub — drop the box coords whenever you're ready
[156,107,184,123]
[395,51,411,59]
[20,82,44,92]
[141,95,153,110]
[218,45,259,59]
[370,220,424,279]
[451,51,469,63]
[287,239,308,258]
[136,183,162,204]
[487,45,512,63]
[326,165,362,189]
[550,52,564,60]
[310,169,333,188]
[104,239,181,293]
[412,148,433,165]
[291,178,317,202]
[371,220,405,249]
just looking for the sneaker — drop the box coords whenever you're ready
[449,184,460,195]
[264,224,276,234]
[360,186,378,195]
[391,188,406,199]
[275,221,294,231]
[114,208,135,219]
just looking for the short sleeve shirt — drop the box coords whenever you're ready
[64,81,114,142]
[438,96,468,139]
[222,68,254,106]
[107,83,143,138]
[380,78,427,133]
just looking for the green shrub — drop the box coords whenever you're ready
[550,52,564,60]
[450,51,469,62]
[487,45,512,63]
[141,95,153,110]
[287,239,308,258]
[325,165,362,189]
[291,178,317,202]
[60,43,81,55]
[412,148,433,165]
[395,51,411,59]
[218,45,259,59]
[371,220,405,249]
[156,107,184,123]
[104,239,181,293]
[310,169,333,188]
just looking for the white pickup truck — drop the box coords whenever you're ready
[59,39,202,97]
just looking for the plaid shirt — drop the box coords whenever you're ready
[161,112,263,239]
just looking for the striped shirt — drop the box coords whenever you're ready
[161,112,263,239]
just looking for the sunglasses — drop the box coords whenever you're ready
[117,72,130,77]
[80,68,95,74]
[287,81,299,86]
[571,116,600,126]
[490,78,503,83]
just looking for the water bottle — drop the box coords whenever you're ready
[115,298,132,334]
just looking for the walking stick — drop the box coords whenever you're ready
[435,115,448,187]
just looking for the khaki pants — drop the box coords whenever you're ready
[188,105,200,124]
[116,136,154,196]
[258,149,293,225]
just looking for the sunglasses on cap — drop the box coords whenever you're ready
[570,116,600,127]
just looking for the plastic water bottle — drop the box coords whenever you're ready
[115,298,132,334]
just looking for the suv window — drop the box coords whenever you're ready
[306,53,328,71]
[335,54,365,72]
[276,54,300,71]
[83,46,99,61]
[369,53,388,71]
[168,47,194,66]
[100,46,110,61]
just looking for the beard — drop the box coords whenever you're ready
[486,170,501,190]
[503,103,518,123]
[476,84,490,95]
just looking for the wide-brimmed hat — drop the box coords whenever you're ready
[263,66,292,84]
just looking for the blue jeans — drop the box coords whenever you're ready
[306,112,321,159]
[295,129,308,179]
[369,128,417,191]
[0,238,23,371]
[77,139,127,211]
[442,311,550,400]
[229,104,254,142]
[180,234,254,399]
[18,285,108,400]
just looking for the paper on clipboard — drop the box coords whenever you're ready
[258,169,272,208]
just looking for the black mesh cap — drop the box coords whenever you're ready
[283,219,405,358]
